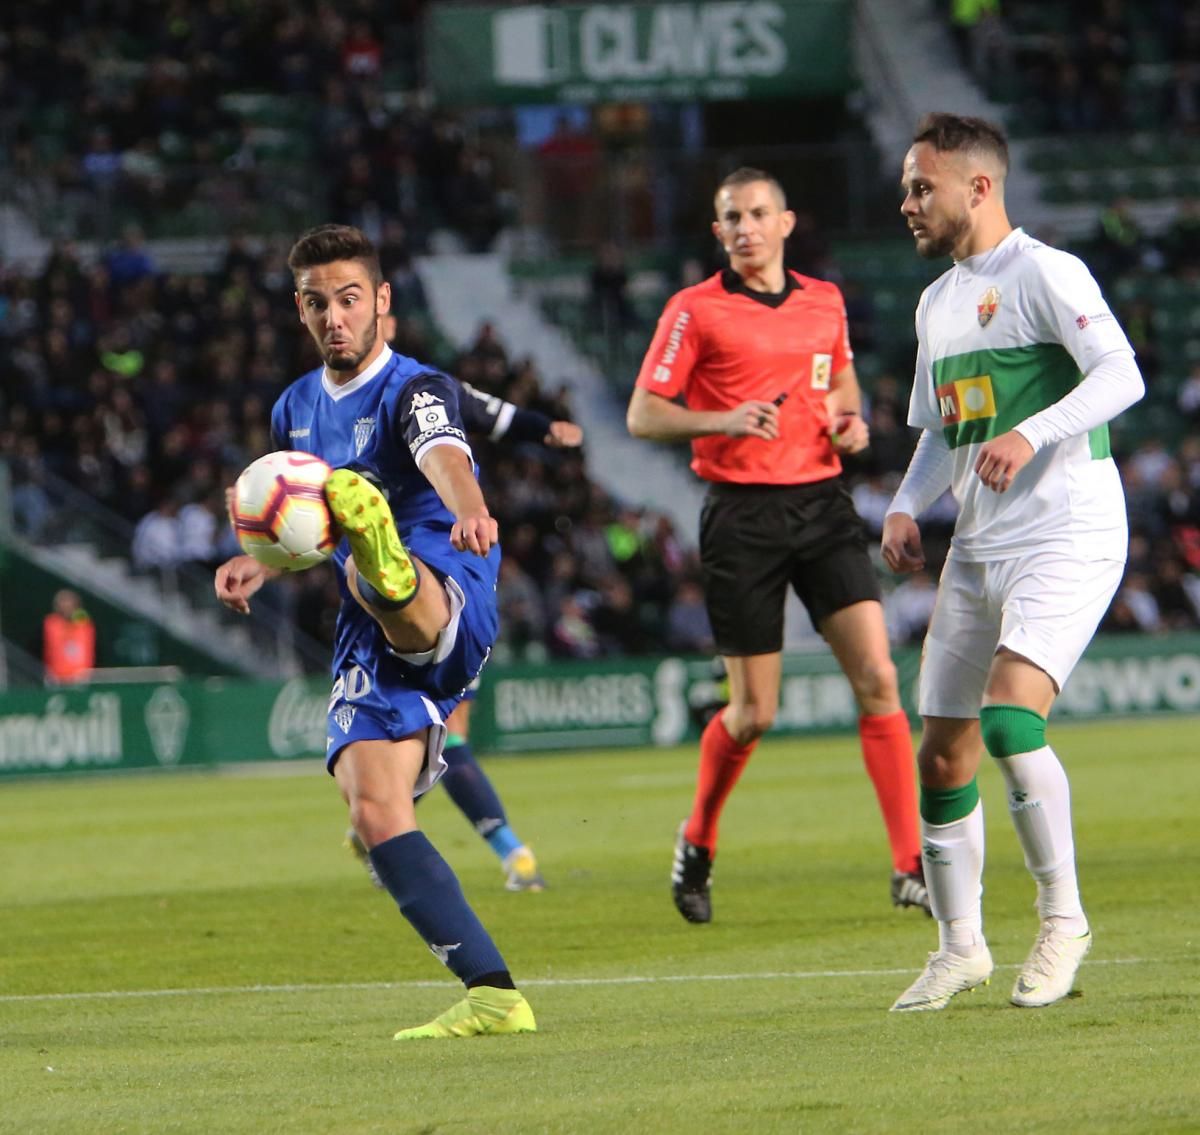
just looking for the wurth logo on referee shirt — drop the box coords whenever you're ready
[653,310,690,383]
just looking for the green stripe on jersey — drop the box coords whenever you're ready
[931,343,1084,450]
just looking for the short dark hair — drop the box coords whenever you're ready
[913,113,1009,176]
[287,223,382,287]
[715,166,787,210]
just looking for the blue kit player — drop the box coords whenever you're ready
[214,224,535,1040]
[344,328,582,893]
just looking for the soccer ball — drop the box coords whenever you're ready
[231,451,338,571]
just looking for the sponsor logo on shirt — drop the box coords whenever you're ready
[288,428,311,439]
[415,404,451,431]
[811,353,832,391]
[936,374,996,424]
[410,391,444,411]
[1076,311,1114,329]
[977,285,1001,327]
[410,425,467,453]
[653,310,691,382]
[353,416,376,455]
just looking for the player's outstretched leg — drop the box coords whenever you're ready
[324,469,419,606]
[367,829,536,1040]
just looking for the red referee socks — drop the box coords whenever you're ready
[859,710,921,875]
[684,714,758,853]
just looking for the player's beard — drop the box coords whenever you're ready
[914,209,971,260]
[324,318,377,371]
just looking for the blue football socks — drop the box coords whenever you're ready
[369,831,509,985]
[440,741,522,861]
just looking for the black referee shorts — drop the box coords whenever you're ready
[699,478,881,657]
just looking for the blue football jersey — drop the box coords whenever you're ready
[270,345,474,536]
[269,346,499,772]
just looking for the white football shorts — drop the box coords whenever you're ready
[918,550,1124,719]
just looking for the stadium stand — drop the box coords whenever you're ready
[3,0,1200,683]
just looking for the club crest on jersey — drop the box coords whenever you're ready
[811,353,832,391]
[977,286,1001,327]
[333,703,356,733]
[353,416,376,455]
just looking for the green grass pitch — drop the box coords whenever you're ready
[2,718,1198,1134]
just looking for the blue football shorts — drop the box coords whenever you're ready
[324,529,499,794]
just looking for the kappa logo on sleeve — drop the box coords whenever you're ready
[409,391,444,411]
[410,389,450,431]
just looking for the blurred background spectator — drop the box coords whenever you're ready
[42,588,95,685]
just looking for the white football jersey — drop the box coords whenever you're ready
[908,227,1135,561]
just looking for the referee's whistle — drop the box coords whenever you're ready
[772,392,788,406]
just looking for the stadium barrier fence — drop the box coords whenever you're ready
[1,632,1198,778]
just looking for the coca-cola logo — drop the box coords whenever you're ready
[268,678,328,758]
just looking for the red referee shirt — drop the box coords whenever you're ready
[635,269,853,485]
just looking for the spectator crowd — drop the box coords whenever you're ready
[4,0,1200,678]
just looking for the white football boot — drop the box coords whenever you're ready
[1011,920,1092,1007]
[890,947,994,1012]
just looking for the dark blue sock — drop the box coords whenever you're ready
[441,741,510,835]
[368,831,508,985]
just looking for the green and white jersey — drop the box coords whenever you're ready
[908,227,1134,562]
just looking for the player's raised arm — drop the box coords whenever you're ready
[419,445,497,556]
[458,380,583,448]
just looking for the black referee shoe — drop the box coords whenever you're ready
[671,822,714,924]
[891,866,933,916]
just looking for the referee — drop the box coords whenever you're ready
[627,167,928,924]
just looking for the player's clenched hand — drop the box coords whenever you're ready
[214,554,271,615]
[545,421,583,447]
[452,511,498,556]
[974,430,1034,493]
[829,412,869,455]
[881,513,926,574]
[723,400,780,440]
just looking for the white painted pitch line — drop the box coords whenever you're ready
[0,958,1149,1006]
